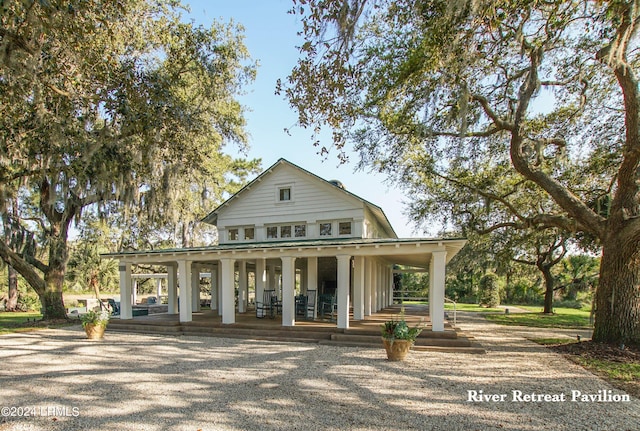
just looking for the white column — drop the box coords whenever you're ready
[371,261,378,313]
[388,266,394,307]
[336,255,351,329]
[133,280,138,305]
[364,258,372,316]
[210,266,218,311]
[353,256,365,320]
[119,263,133,319]
[178,260,192,322]
[267,262,278,291]
[255,258,266,307]
[167,264,178,315]
[220,258,236,324]
[307,257,318,318]
[156,278,163,299]
[430,250,447,332]
[191,265,201,312]
[281,256,296,326]
[377,264,384,311]
[238,260,247,313]
[217,264,223,313]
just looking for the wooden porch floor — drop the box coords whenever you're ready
[114,304,440,332]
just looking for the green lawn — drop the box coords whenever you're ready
[485,307,592,329]
[444,303,503,313]
[0,312,79,334]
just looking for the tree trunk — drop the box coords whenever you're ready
[593,241,640,344]
[7,265,18,311]
[40,232,68,320]
[540,264,554,315]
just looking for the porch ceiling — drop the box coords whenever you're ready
[102,237,467,267]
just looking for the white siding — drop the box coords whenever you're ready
[217,163,366,241]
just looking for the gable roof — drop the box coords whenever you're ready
[202,158,397,238]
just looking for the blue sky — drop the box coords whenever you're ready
[184,0,420,238]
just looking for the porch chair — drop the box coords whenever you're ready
[305,290,317,320]
[319,294,336,321]
[256,290,276,319]
[107,298,120,316]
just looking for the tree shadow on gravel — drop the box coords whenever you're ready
[0,328,638,431]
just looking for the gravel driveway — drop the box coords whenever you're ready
[0,314,637,431]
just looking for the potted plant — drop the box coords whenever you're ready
[381,312,423,361]
[81,309,110,340]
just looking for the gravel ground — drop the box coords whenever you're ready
[0,314,638,431]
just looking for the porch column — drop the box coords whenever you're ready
[353,256,365,320]
[387,266,393,307]
[220,258,236,324]
[364,258,372,316]
[307,257,318,318]
[268,262,278,292]
[429,250,447,332]
[191,265,201,312]
[336,254,351,329]
[132,280,138,305]
[156,278,163,299]
[178,260,192,323]
[217,263,223,313]
[281,256,296,327]
[210,266,218,311]
[238,260,247,313]
[167,264,178,315]
[371,261,378,312]
[255,258,266,308]
[378,264,384,311]
[119,263,133,319]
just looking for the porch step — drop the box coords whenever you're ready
[329,333,474,348]
[180,324,333,342]
[319,339,486,354]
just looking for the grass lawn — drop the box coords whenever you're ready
[444,303,503,313]
[0,311,79,335]
[485,307,592,329]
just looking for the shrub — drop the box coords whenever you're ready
[479,272,500,308]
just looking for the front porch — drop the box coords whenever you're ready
[105,238,467,334]
[108,304,485,353]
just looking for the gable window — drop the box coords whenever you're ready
[244,227,255,240]
[280,225,292,238]
[266,226,278,239]
[228,228,239,241]
[339,221,352,235]
[320,222,332,236]
[295,224,306,238]
[279,187,291,201]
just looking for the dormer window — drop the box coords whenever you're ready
[279,187,291,201]
[276,184,294,203]
[228,228,239,241]
[339,221,352,235]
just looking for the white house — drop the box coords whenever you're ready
[105,159,466,331]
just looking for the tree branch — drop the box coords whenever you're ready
[0,241,45,295]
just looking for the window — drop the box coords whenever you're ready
[244,227,255,240]
[228,228,239,241]
[320,222,332,236]
[267,226,278,239]
[339,221,352,235]
[280,225,292,238]
[279,187,291,201]
[295,224,306,238]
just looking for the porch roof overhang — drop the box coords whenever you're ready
[102,237,467,269]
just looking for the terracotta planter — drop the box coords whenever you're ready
[84,323,106,340]
[382,338,413,361]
